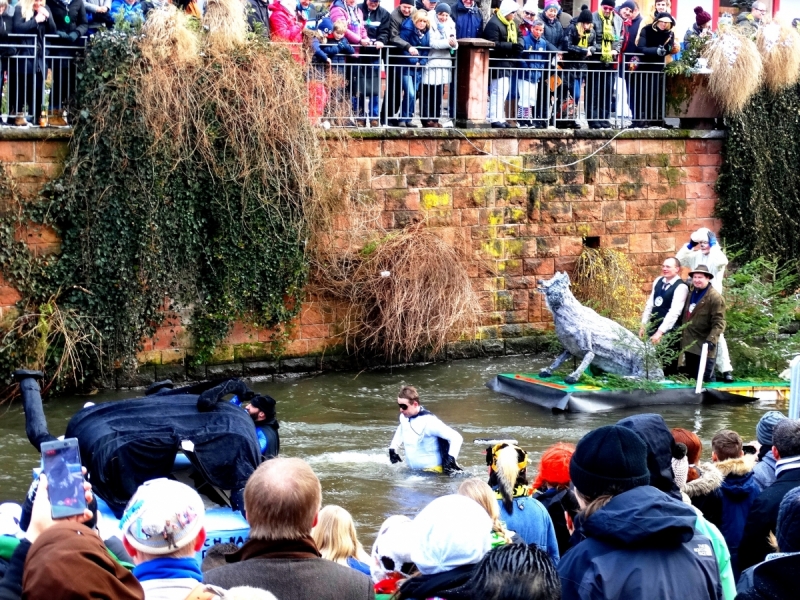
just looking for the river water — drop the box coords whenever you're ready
[0,355,784,546]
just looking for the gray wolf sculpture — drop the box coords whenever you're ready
[538,272,664,384]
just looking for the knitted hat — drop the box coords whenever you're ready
[532,442,575,490]
[435,3,451,14]
[570,425,650,499]
[544,0,561,10]
[777,486,800,553]
[316,17,334,35]
[400,0,414,5]
[577,4,593,23]
[671,443,689,490]
[498,0,519,17]
[410,495,493,575]
[757,411,788,447]
[121,479,205,556]
[370,515,416,583]
[694,6,711,26]
[619,0,636,10]
[600,0,615,7]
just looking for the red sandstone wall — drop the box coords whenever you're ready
[0,132,723,376]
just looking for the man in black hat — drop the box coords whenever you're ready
[246,395,280,458]
[680,264,726,383]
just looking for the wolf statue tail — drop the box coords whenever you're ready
[13,370,56,452]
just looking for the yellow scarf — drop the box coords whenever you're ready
[497,11,518,44]
[599,12,615,63]
[578,28,591,48]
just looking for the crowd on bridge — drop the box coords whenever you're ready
[0,0,778,128]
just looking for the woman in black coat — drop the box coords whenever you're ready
[11,0,56,123]
[46,0,88,117]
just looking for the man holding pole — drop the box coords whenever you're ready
[680,265,726,383]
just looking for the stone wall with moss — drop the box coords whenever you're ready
[0,129,723,385]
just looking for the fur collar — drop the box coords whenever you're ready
[683,463,724,497]
[714,453,757,477]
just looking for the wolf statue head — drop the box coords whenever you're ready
[537,272,573,312]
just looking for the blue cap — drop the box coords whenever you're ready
[316,17,334,35]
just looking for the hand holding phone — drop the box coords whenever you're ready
[26,473,94,543]
[41,438,88,519]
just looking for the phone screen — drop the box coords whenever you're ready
[41,439,87,519]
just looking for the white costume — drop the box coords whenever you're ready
[389,409,462,471]
[676,231,733,374]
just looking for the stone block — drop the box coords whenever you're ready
[433,156,465,174]
[626,200,655,221]
[279,356,320,373]
[524,257,555,276]
[652,233,676,252]
[207,363,245,379]
[243,361,279,377]
[383,139,410,157]
[0,141,35,162]
[505,336,543,355]
[481,339,506,356]
[493,138,519,156]
[371,174,406,189]
[155,363,187,382]
[447,341,485,359]
[628,233,653,253]
[459,139,491,155]
[572,202,602,222]
[437,139,460,156]
[686,183,715,199]
[406,173,440,187]
[616,139,640,154]
[698,153,721,166]
[117,367,157,389]
[409,139,437,156]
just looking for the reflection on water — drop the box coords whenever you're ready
[0,355,784,545]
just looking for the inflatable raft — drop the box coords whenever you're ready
[486,372,790,413]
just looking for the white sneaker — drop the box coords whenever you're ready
[441,119,454,128]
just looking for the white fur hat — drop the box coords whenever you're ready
[690,227,712,243]
[370,515,415,583]
[522,0,538,13]
[499,0,520,17]
[410,495,493,575]
[120,478,205,556]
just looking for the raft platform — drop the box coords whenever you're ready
[486,373,790,413]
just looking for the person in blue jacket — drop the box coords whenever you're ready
[559,425,723,600]
[486,442,560,564]
[517,9,558,128]
[453,0,482,39]
[110,0,142,23]
[397,10,429,127]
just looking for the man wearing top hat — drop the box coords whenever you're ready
[680,264,726,383]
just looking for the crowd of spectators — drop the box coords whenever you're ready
[2,410,800,599]
[0,0,776,129]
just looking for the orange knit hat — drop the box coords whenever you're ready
[532,442,575,491]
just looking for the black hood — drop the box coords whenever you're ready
[617,413,682,500]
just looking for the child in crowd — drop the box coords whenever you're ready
[398,10,430,127]
[309,18,354,126]
[311,505,372,576]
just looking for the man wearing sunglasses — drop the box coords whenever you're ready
[389,385,463,473]
[736,1,767,37]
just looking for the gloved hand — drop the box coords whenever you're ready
[511,42,524,54]
[656,46,667,57]
[442,454,463,474]
[687,240,697,249]
[68,31,79,42]
[57,30,69,39]
[705,341,716,352]
[389,449,403,464]
[708,231,717,246]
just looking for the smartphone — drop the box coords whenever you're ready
[41,438,87,519]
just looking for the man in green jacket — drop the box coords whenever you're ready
[681,264,726,382]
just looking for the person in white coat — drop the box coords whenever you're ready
[420,3,457,127]
[676,227,734,382]
[389,385,463,473]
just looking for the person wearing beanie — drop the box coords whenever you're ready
[676,227,733,381]
[630,11,674,127]
[736,486,800,600]
[532,442,579,555]
[420,2,457,127]
[558,425,723,600]
[485,443,560,563]
[481,0,523,128]
[685,5,712,41]
[672,427,704,482]
[539,0,565,53]
[245,394,280,458]
[370,515,416,596]
[585,0,622,129]
[386,0,417,126]
[395,495,493,600]
[617,414,736,600]
[560,5,595,129]
[753,411,789,491]
[120,479,207,600]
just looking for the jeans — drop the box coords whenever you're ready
[401,68,421,122]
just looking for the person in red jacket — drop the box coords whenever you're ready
[269,0,305,44]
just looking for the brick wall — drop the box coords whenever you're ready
[0,129,724,385]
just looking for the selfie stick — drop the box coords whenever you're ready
[695,343,708,394]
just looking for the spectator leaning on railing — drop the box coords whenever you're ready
[11,0,55,123]
[587,0,622,129]
[685,6,711,42]
[421,2,456,128]
[357,0,390,127]
[482,0,523,129]
[269,0,305,44]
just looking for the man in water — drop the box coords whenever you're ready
[680,265,726,383]
[388,385,463,473]
[246,394,280,458]
[639,256,688,376]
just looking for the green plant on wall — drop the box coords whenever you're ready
[0,19,334,394]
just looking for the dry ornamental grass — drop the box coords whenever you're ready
[704,30,763,114]
[755,20,800,93]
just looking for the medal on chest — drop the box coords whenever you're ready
[688,303,696,314]
[654,296,664,307]
[65,15,71,23]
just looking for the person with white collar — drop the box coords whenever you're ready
[640,256,688,376]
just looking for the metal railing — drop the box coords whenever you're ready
[43,35,87,123]
[488,51,667,129]
[1,34,39,124]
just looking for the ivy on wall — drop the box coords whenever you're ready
[0,25,326,392]
[715,84,800,264]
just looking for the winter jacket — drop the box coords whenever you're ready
[533,486,579,556]
[752,451,778,492]
[681,284,726,359]
[627,14,642,48]
[453,0,482,39]
[686,463,725,522]
[246,0,271,38]
[0,538,30,600]
[424,16,456,85]
[394,563,476,600]
[736,552,800,600]
[694,514,736,600]
[735,12,761,37]
[358,2,391,44]
[590,9,623,68]
[46,0,88,37]
[739,467,800,571]
[312,36,355,64]
[539,10,565,50]
[330,0,367,46]
[687,456,759,578]
[517,25,554,83]
[558,486,723,600]
[636,16,675,70]
[482,13,521,71]
[268,0,304,43]
[562,24,595,70]
[110,0,143,23]
[396,16,429,68]
[495,491,560,564]
[12,9,56,74]
[0,12,15,57]
[389,6,413,51]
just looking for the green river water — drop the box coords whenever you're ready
[0,355,784,546]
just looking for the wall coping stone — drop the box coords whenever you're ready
[0,128,72,141]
